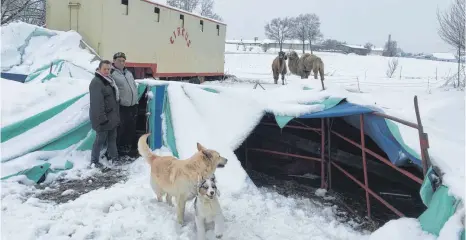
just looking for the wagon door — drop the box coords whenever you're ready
[68,2,81,31]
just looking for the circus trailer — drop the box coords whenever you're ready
[45,0,226,81]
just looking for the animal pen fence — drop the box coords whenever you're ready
[241,96,430,220]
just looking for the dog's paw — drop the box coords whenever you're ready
[215,234,223,239]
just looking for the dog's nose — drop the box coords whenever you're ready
[225,159,228,162]
[210,191,214,195]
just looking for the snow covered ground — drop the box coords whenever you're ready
[1,23,464,239]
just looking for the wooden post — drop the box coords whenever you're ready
[414,96,431,176]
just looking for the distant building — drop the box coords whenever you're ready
[431,52,465,63]
[370,47,384,56]
[337,44,370,56]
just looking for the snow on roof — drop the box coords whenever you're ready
[226,39,262,44]
[341,44,367,50]
[143,0,226,26]
[260,39,314,44]
[371,47,384,51]
[432,52,456,60]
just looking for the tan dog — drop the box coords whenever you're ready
[137,133,228,225]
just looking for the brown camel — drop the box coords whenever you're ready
[287,51,325,81]
[272,51,287,85]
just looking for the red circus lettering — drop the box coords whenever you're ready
[169,27,191,47]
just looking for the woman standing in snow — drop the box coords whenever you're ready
[89,60,120,169]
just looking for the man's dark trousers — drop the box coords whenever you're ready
[117,104,138,156]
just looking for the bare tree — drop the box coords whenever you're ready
[291,14,322,54]
[167,0,200,12]
[437,0,465,88]
[1,0,46,26]
[264,17,294,52]
[199,0,222,21]
[386,58,399,78]
[305,14,322,54]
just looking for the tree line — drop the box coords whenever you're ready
[264,14,323,54]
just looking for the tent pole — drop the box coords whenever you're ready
[331,130,423,184]
[360,114,371,219]
[321,118,326,189]
[248,148,322,162]
[331,162,404,217]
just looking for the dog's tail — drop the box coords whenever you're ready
[138,133,157,164]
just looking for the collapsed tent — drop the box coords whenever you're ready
[0,81,463,238]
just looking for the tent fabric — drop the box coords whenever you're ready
[1,93,87,143]
[273,99,422,168]
[418,166,464,240]
[24,59,93,83]
[343,114,422,168]
[418,184,462,237]
[1,84,147,182]
[1,72,28,83]
[274,97,346,128]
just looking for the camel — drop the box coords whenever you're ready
[271,51,288,85]
[287,51,325,81]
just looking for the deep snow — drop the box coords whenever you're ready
[1,22,464,240]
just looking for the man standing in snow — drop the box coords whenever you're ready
[89,60,120,169]
[111,52,139,157]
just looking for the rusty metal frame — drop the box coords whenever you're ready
[247,96,430,219]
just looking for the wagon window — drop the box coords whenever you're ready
[180,14,184,28]
[154,7,160,22]
[121,0,128,15]
[200,20,204,32]
[216,24,219,36]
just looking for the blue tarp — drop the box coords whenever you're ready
[295,101,422,169]
[1,72,27,83]
[299,102,374,118]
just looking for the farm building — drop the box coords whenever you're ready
[338,44,370,56]
[370,47,384,56]
[45,0,227,80]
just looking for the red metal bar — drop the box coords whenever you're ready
[371,112,419,129]
[414,96,431,176]
[321,118,326,189]
[332,130,423,184]
[248,148,322,162]
[360,114,371,218]
[331,161,405,217]
[260,122,321,132]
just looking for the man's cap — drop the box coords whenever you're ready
[113,52,126,60]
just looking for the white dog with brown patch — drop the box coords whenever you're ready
[194,174,225,240]
[137,133,228,225]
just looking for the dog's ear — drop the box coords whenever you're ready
[197,142,207,152]
[216,188,221,197]
[202,150,213,160]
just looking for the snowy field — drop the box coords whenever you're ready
[1,23,465,240]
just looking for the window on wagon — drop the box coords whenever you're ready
[154,7,160,22]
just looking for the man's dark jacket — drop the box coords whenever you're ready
[89,71,120,132]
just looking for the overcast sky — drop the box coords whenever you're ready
[213,0,454,53]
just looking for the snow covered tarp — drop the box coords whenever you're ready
[1,22,97,82]
[1,79,464,239]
